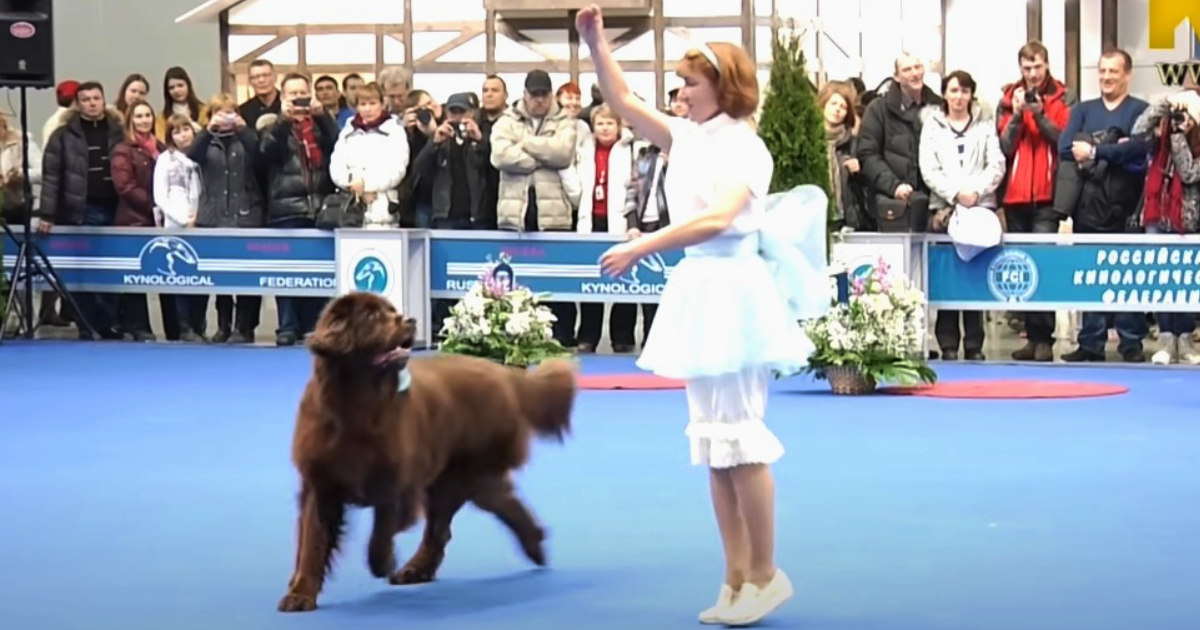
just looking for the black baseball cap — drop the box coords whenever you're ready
[445,92,473,111]
[525,70,553,95]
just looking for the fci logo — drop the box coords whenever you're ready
[1148,0,1200,49]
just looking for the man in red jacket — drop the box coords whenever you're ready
[995,41,1076,362]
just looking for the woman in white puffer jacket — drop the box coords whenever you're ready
[328,82,409,228]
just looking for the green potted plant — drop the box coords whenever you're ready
[756,19,835,259]
[438,253,572,368]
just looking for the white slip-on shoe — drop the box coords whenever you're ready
[698,584,739,624]
[719,569,794,627]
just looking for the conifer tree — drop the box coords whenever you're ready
[757,23,834,253]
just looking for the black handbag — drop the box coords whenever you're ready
[872,191,930,233]
[316,191,366,230]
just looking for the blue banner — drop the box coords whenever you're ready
[2,228,336,296]
[927,242,1200,311]
[428,236,685,303]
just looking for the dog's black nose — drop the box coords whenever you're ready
[403,317,417,327]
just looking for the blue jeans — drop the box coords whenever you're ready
[415,202,435,228]
[269,217,326,337]
[1077,312,1147,355]
[1145,225,1196,334]
[74,204,119,335]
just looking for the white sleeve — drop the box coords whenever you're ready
[328,133,352,190]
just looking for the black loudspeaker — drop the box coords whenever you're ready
[0,0,53,89]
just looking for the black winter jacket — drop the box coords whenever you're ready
[856,80,944,200]
[258,115,338,225]
[188,128,264,228]
[412,135,488,225]
[38,109,124,224]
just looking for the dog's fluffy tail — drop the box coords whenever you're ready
[521,359,578,442]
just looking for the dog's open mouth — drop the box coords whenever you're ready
[374,347,410,369]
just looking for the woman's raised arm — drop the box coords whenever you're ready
[576,5,673,151]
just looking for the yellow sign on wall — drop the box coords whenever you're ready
[1149,0,1200,49]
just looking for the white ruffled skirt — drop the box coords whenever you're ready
[637,250,814,468]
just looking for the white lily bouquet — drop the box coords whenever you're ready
[438,254,571,367]
[802,257,937,391]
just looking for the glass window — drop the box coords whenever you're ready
[523,29,582,62]
[228,0,404,25]
[663,0,742,17]
[383,36,405,65]
[305,34,377,66]
[260,37,298,66]
[411,74,491,104]
[228,34,276,64]
[410,0,485,22]
[662,27,744,62]
[411,31,465,63]
[435,33,548,64]
[610,30,655,62]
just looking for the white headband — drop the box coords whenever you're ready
[694,42,721,74]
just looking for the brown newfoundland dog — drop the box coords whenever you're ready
[277,292,578,613]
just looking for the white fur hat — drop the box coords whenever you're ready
[948,205,1003,262]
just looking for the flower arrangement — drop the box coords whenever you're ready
[438,254,571,368]
[801,258,937,392]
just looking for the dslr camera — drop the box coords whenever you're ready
[1170,108,1188,128]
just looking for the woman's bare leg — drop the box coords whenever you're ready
[729,463,776,587]
[709,466,751,588]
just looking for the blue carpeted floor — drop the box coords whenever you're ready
[1,342,1198,630]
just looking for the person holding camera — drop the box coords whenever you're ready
[996,41,1075,362]
[412,92,490,341]
[1130,89,1200,365]
[328,82,409,229]
[259,72,339,346]
[396,89,442,228]
[411,92,487,230]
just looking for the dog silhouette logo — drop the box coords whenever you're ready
[138,236,200,277]
[352,251,390,294]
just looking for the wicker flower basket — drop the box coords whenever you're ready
[824,365,877,395]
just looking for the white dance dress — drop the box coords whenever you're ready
[635,114,829,469]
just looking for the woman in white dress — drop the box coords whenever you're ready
[577,5,811,626]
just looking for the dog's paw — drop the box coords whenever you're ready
[389,563,436,585]
[277,592,318,613]
[521,526,548,566]
[367,550,396,579]
[522,540,547,566]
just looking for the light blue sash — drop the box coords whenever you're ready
[757,184,832,322]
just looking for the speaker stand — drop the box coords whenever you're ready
[0,85,95,342]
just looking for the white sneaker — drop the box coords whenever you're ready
[698,584,739,624]
[1152,333,1176,365]
[719,569,794,626]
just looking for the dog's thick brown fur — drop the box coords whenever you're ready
[277,292,577,613]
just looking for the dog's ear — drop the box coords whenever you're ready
[309,317,351,357]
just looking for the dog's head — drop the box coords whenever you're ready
[308,292,416,369]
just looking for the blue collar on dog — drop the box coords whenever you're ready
[397,366,412,393]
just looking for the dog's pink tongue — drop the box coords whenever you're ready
[374,347,408,366]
